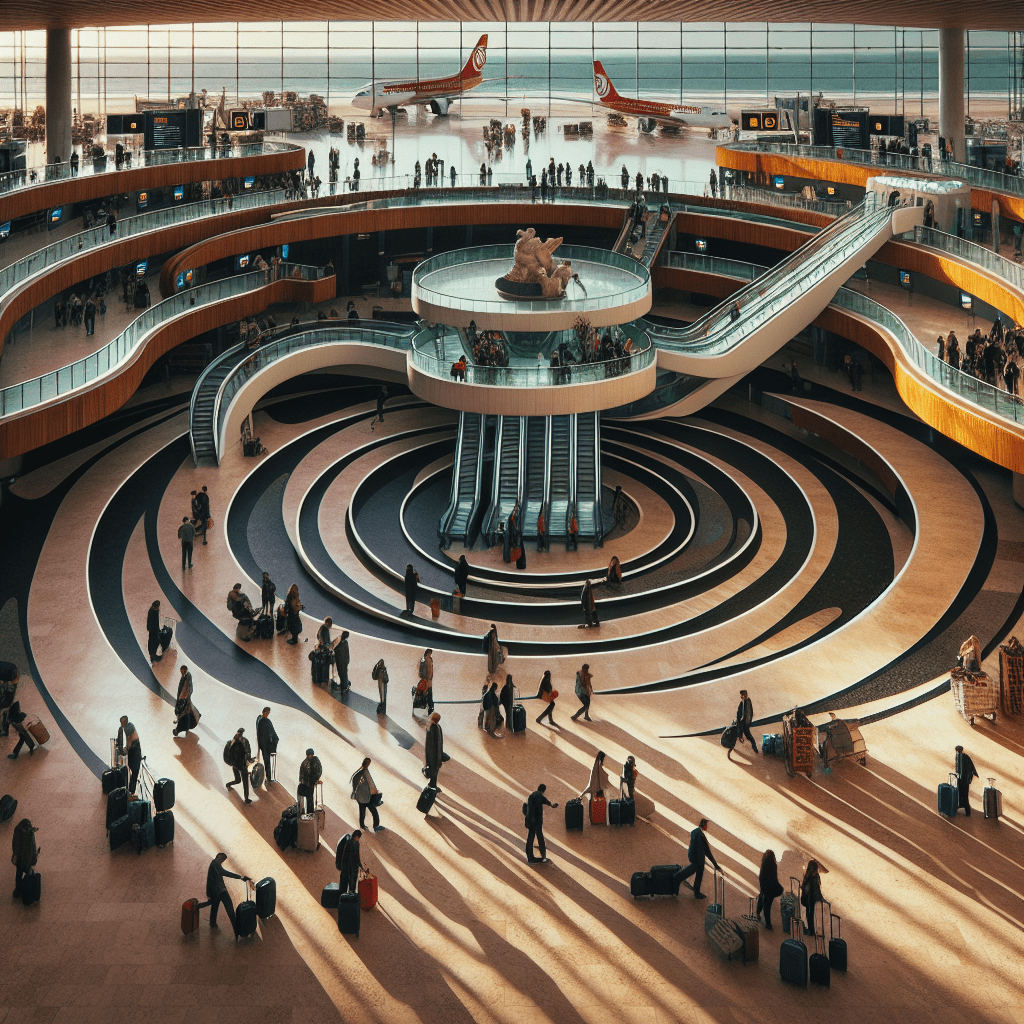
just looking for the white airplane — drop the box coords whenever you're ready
[352,35,488,117]
[593,61,733,133]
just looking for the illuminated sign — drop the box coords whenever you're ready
[137,191,148,209]
[136,260,148,277]
[244,176,255,189]
[899,270,911,288]
[173,185,184,201]
[231,110,249,130]
[176,272,185,289]
[960,291,973,310]
[826,186,836,195]
[694,239,707,253]
[0,220,10,239]
[237,254,251,270]
[281,244,289,259]
[50,207,62,224]
[742,111,778,131]
[154,117,168,124]
[773,176,785,189]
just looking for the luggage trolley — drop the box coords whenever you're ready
[950,667,998,726]
[817,712,867,770]
[781,708,816,778]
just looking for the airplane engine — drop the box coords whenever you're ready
[427,97,451,115]
[638,117,656,134]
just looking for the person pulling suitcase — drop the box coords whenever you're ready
[205,853,252,934]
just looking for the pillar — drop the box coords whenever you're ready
[45,28,73,166]
[938,28,965,166]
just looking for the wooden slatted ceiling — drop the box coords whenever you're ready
[2,0,1015,31]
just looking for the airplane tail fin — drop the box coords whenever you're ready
[461,35,488,79]
[593,61,620,103]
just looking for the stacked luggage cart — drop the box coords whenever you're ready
[999,636,1023,716]
[949,667,998,726]
[782,708,817,777]
[817,712,868,770]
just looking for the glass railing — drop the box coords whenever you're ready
[409,320,654,388]
[0,261,320,417]
[0,140,300,196]
[0,188,288,298]
[649,200,892,355]
[212,320,416,460]
[831,288,1023,424]
[723,141,1024,199]
[663,251,766,281]
[905,226,1024,294]
[411,243,651,315]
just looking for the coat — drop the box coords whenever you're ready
[351,767,377,804]
[687,826,718,869]
[526,789,552,828]
[11,821,38,869]
[228,737,251,770]
[146,606,160,636]
[736,697,753,726]
[255,715,279,754]
[206,858,242,900]
[581,757,610,800]
[425,722,444,771]
[299,755,323,789]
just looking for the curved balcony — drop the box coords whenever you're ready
[0,261,323,416]
[212,322,416,463]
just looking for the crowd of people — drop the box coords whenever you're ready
[935,320,1023,397]
[466,321,508,367]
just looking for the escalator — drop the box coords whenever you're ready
[482,415,524,543]
[548,414,572,537]
[439,412,485,547]
[574,411,602,544]
[521,416,549,538]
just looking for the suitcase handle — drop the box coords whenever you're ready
[949,772,959,786]
[825,899,841,940]
[712,865,725,916]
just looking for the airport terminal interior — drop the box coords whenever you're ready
[1,4,1024,1023]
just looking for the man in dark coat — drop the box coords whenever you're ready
[117,716,142,794]
[525,783,558,864]
[333,631,351,691]
[255,708,279,785]
[955,745,979,816]
[146,600,162,663]
[733,690,758,756]
[677,818,720,899]
[404,564,420,616]
[425,712,445,789]
[371,386,388,430]
[337,830,364,893]
[12,818,39,897]
[206,852,251,933]
[298,748,322,814]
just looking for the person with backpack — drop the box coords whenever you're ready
[414,649,434,714]
[11,818,39,899]
[298,748,323,814]
[350,758,384,833]
[730,689,758,759]
[336,830,365,893]
[524,784,558,864]
[570,664,594,722]
[225,728,254,804]
[255,708,278,785]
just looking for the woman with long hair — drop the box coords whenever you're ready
[285,584,303,644]
[801,858,829,935]
[535,670,556,726]
[756,849,785,930]
[350,757,384,833]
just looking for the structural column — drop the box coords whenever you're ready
[938,27,965,166]
[45,28,73,166]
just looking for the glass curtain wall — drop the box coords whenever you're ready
[0,23,1017,122]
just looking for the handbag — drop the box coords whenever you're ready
[174,699,187,717]
[370,792,383,807]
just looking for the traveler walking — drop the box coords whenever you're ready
[955,745,980,816]
[525,783,558,863]
[570,663,594,722]
[404,564,420,616]
[731,690,758,757]
[677,819,720,899]
[196,486,211,544]
[424,712,447,789]
[482,680,503,737]
[373,659,389,715]
[485,623,503,676]
[371,386,388,430]
[755,849,785,929]
[499,673,515,728]
[535,670,557,726]
[454,555,470,596]
[298,748,323,814]
[316,617,340,683]
[205,852,252,933]
[177,517,195,570]
[255,707,279,783]
[579,579,599,628]
[116,716,142,794]
[415,649,434,714]
[173,666,198,736]
[11,819,39,898]
[225,729,254,804]
[620,755,637,800]
[350,757,385,832]
[146,600,162,663]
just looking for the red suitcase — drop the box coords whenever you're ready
[181,898,200,936]
[589,793,606,825]
[359,871,378,911]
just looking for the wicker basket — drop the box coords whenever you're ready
[998,636,1023,716]
[950,668,998,724]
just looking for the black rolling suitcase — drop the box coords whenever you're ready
[256,615,274,640]
[609,798,636,826]
[321,882,341,908]
[255,877,276,919]
[511,704,527,733]
[630,872,653,898]
[236,892,258,940]
[158,625,173,652]
[779,880,808,987]
[338,891,360,937]
[650,863,684,896]
[154,810,175,847]
[20,869,41,906]
[128,798,151,826]
[153,778,175,812]
[102,765,128,795]
[564,798,584,831]
[109,815,132,851]
[132,818,156,855]
[106,787,129,828]
[417,786,438,814]
[827,902,847,971]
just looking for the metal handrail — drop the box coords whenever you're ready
[0,140,301,197]
[0,261,320,417]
